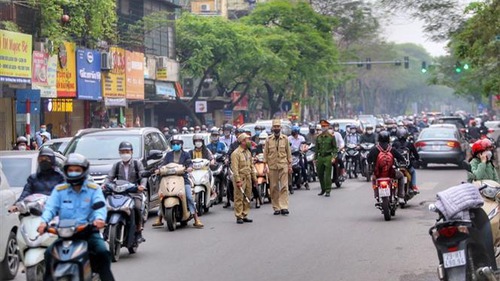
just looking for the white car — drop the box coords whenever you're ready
[0,162,19,280]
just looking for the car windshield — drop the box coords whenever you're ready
[419,128,456,139]
[65,135,142,160]
[0,157,32,188]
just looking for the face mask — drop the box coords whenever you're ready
[350,130,356,134]
[120,153,132,162]
[194,141,203,148]
[246,141,252,149]
[328,129,334,134]
[333,127,339,132]
[259,140,266,145]
[309,129,315,134]
[224,131,230,136]
[255,130,261,135]
[39,160,52,172]
[375,128,381,133]
[321,127,328,132]
[172,144,181,151]
[273,129,281,135]
[40,128,46,133]
[485,150,493,160]
[18,145,27,151]
[367,130,373,134]
[211,136,219,143]
[67,171,82,178]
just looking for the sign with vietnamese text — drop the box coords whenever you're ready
[0,30,32,83]
[56,42,77,97]
[102,47,126,98]
[125,51,144,100]
[32,51,57,98]
[76,48,102,101]
[156,82,176,99]
[44,98,73,112]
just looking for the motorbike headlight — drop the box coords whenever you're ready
[57,227,76,238]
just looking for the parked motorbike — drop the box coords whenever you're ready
[345,143,359,179]
[191,158,216,216]
[374,177,398,221]
[254,153,270,204]
[103,180,141,262]
[428,183,498,281]
[211,153,227,204]
[158,163,192,231]
[44,201,105,281]
[359,143,375,182]
[305,143,317,182]
[15,194,57,280]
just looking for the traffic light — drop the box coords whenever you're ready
[404,56,409,69]
[366,58,371,70]
[421,61,427,73]
[455,62,462,73]
[463,63,469,70]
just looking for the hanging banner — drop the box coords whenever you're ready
[102,47,126,98]
[76,48,102,101]
[32,51,57,98]
[231,91,248,111]
[125,51,144,100]
[0,30,32,83]
[156,81,176,99]
[56,42,77,97]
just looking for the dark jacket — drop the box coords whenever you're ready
[360,133,376,144]
[392,139,420,165]
[367,143,405,177]
[105,159,147,187]
[468,126,481,140]
[17,168,65,202]
[227,141,240,158]
[161,151,192,183]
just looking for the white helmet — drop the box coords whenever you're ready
[259,132,268,139]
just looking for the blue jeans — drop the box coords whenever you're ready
[185,184,196,214]
[409,167,417,187]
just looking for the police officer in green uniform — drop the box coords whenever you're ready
[315,120,338,197]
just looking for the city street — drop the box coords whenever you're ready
[13,165,465,281]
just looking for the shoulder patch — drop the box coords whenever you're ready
[87,182,99,189]
[56,183,70,191]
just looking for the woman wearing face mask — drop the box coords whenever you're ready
[13,136,30,150]
[469,139,499,182]
[189,134,215,165]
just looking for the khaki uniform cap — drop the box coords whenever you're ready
[238,133,250,142]
[272,119,281,126]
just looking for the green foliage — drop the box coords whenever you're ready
[0,21,21,32]
[29,0,117,48]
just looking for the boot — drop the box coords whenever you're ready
[152,216,164,227]
[223,201,231,208]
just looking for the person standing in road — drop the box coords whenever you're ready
[231,133,257,224]
[315,120,338,197]
[35,124,51,147]
[264,119,292,215]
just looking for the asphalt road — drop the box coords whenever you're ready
[13,164,466,281]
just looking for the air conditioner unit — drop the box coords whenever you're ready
[200,4,210,12]
[157,57,168,69]
[101,52,113,70]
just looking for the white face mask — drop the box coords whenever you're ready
[259,140,266,145]
[484,150,493,160]
[321,127,328,132]
[120,153,132,162]
[366,130,373,134]
[195,141,203,148]
[18,145,27,151]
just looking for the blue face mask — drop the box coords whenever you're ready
[172,144,181,151]
[67,171,82,178]
[255,130,261,135]
[40,128,46,133]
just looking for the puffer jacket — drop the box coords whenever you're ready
[16,168,65,202]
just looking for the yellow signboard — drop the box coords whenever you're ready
[46,98,73,112]
[0,29,32,83]
[102,47,126,98]
[56,42,77,97]
[125,51,144,100]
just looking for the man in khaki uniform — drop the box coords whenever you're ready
[231,133,257,224]
[264,119,292,215]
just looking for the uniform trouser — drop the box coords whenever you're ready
[317,156,333,193]
[44,233,115,281]
[233,175,252,219]
[269,167,289,210]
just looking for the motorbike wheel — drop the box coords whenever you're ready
[165,208,177,231]
[381,197,391,221]
[108,224,122,262]
[335,181,342,188]
[26,261,45,281]
[346,161,353,179]
[196,192,205,216]
[143,191,150,222]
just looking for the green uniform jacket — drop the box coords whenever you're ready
[314,131,338,159]
[470,157,499,182]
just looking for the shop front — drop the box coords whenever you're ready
[125,51,145,127]
[76,48,102,129]
[101,46,126,127]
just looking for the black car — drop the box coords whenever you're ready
[64,128,168,217]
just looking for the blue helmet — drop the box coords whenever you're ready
[292,126,300,133]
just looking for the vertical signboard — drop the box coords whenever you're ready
[0,30,32,83]
[76,48,102,101]
[56,42,77,97]
[32,51,57,98]
[125,51,144,100]
[102,47,126,101]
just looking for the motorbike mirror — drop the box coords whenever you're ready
[148,150,164,160]
[462,160,472,172]
[141,171,152,178]
[91,201,105,210]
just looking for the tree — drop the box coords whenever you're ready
[28,0,117,48]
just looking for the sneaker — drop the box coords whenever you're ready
[193,219,204,228]
[412,186,420,194]
[305,183,310,190]
[242,217,253,223]
[135,232,146,243]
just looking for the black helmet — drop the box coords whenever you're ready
[235,128,245,135]
[378,131,390,143]
[119,141,133,151]
[396,128,408,139]
[39,147,56,166]
[223,124,234,131]
[63,153,90,186]
[254,125,265,131]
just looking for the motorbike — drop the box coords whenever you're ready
[102,180,141,262]
[305,143,317,182]
[191,158,216,216]
[158,163,192,231]
[44,201,105,281]
[397,148,417,208]
[254,153,270,204]
[373,176,399,221]
[428,183,498,281]
[211,153,228,204]
[359,143,375,182]
[345,143,359,179]
[332,150,345,188]
[15,194,57,280]
[289,147,302,191]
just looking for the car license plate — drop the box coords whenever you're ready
[379,187,391,197]
[432,145,440,150]
[443,250,466,268]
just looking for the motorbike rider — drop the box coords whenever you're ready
[201,125,208,133]
[171,128,179,135]
[360,125,376,144]
[288,125,309,190]
[253,131,268,155]
[190,134,217,200]
[385,119,398,138]
[345,124,361,173]
[13,136,30,150]
[479,121,489,138]
[104,141,147,243]
[8,148,65,212]
[468,120,481,141]
[469,139,499,182]
[329,125,346,179]
[252,125,265,143]
[220,124,237,148]
[367,131,406,203]
[207,128,228,154]
[181,127,188,134]
[305,124,317,144]
[194,126,201,134]
[163,127,171,141]
[38,153,115,281]
[392,128,420,193]
[153,136,204,228]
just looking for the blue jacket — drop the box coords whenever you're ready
[16,168,65,202]
[207,142,227,154]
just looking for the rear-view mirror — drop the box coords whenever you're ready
[147,150,163,160]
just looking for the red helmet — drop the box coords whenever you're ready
[481,138,493,150]
[472,140,485,156]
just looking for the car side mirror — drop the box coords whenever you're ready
[463,160,472,173]
[147,150,163,160]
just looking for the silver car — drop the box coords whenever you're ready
[0,161,19,280]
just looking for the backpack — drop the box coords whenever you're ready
[374,144,394,178]
[115,160,140,184]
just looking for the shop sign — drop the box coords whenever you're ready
[195,100,207,113]
[231,91,248,111]
[56,42,77,98]
[125,51,144,100]
[104,97,126,107]
[155,81,176,99]
[44,98,73,112]
[156,58,179,82]
[0,30,32,83]
[102,47,126,98]
[32,51,57,98]
[76,48,102,101]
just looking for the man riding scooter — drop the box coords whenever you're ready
[288,126,309,190]
[207,128,228,154]
[392,128,420,193]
